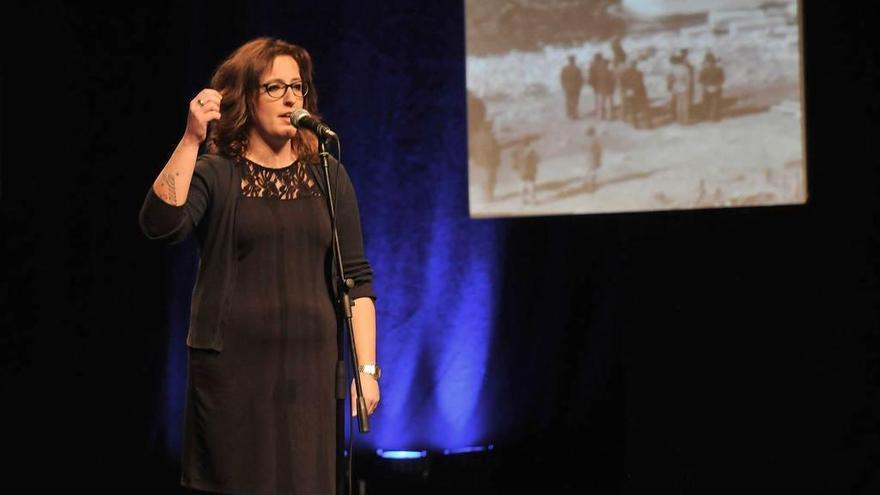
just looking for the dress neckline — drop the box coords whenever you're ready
[239,155,321,200]
[242,156,299,171]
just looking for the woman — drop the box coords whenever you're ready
[139,37,379,494]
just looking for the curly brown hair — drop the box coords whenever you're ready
[206,37,319,162]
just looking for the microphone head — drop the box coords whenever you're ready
[290,108,311,128]
[290,107,337,140]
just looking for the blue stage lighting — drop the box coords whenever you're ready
[442,444,495,455]
[376,449,428,460]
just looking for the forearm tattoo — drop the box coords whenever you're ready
[160,172,178,204]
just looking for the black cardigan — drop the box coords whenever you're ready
[139,154,374,351]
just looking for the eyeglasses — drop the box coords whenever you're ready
[260,81,309,99]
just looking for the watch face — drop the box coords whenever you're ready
[360,364,380,379]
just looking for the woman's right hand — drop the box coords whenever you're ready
[183,89,223,146]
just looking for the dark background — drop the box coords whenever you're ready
[2,1,878,493]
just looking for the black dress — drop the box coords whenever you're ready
[182,158,337,495]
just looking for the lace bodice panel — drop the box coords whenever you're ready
[239,157,322,200]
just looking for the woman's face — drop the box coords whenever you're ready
[251,55,304,145]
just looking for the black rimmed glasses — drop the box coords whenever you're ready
[260,81,309,99]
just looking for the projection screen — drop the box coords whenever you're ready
[466,0,806,218]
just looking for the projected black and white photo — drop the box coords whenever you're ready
[466,0,806,218]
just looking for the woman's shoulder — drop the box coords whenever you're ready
[194,153,237,180]
[196,153,235,169]
[305,154,350,178]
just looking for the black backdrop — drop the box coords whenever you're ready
[2,1,879,493]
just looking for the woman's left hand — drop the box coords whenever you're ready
[351,375,380,416]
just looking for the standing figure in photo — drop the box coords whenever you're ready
[587,53,604,118]
[591,54,615,121]
[513,140,540,205]
[669,54,692,125]
[699,51,725,122]
[621,60,651,129]
[560,55,584,120]
[666,54,678,119]
[611,37,628,119]
[584,126,603,192]
[680,49,695,117]
[468,90,502,202]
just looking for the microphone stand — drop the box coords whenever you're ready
[317,136,370,435]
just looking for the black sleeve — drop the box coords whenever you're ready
[334,162,376,301]
[138,157,213,244]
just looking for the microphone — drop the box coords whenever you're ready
[290,108,338,141]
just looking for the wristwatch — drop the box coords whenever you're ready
[358,363,382,380]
